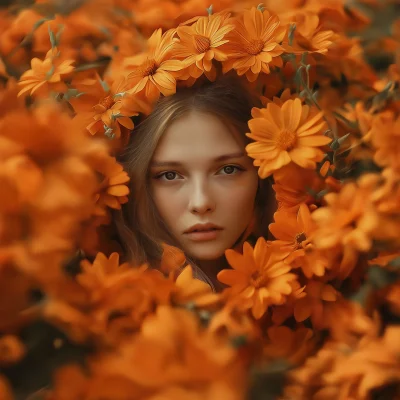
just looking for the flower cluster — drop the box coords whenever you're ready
[0,0,400,399]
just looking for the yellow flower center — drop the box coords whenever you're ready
[295,232,307,249]
[100,95,115,110]
[250,272,268,288]
[278,129,297,151]
[140,59,158,77]
[245,39,265,55]
[194,35,211,53]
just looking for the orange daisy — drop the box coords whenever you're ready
[290,12,335,54]
[93,156,130,219]
[18,47,74,97]
[175,12,234,81]
[221,7,287,82]
[272,163,325,211]
[369,111,400,173]
[217,237,297,319]
[293,280,340,329]
[269,203,329,278]
[246,98,332,178]
[125,29,184,102]
[71,76,150,141]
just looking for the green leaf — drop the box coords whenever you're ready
[48,25,56,48]
[206,4,213,15]
[231,335,247,348]
[257,3,265,12]
[63,89,85,101]
[388,257,400,269]
[288,24,296,47]
[100,79,110,93]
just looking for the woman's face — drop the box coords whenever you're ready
[149,111,259,261]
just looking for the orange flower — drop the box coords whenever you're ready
[89,306,247,399]
[218,237,297,319]
[246,98,332,178]
[77,252,131,301]
[264,325,314,365]
[221,7,287,82]
[289,12,335,54]
[271,280,306,325]
[0,335,25,366]
[272,163,325,211]
[125,29,184,102]
[175,12,234,81]
[159,242,186,275]
[71,76,151,142]
[311,174,381,253]
[173,265,220,307]
[18,47,74,97]
[43,253,173,346]
[0,375,13,400]
[293,280,340,329]
[369,111,400,173]
[323,326,400,399]
[92,156,130,219]
[269,203,329,278]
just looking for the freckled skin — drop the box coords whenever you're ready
[150,111,259,262]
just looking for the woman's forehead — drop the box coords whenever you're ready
[152,111,247,162]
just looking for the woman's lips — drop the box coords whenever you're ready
[184,228,222,242]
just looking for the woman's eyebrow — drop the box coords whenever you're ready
[150,151,245,168]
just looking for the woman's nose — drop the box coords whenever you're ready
[188,179,216,215]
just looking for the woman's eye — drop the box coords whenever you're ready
[220,165,242,175]
[157,171,180,181]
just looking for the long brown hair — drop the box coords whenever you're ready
[114,76,275,267]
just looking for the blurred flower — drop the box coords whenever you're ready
[172,265,220,307]
[370,111,400,173]
[218,237,296,319]
[312,174,381,255]
[289,12,335,54]
[264,325,314,365]
[294,280,340,329]
[89,306,248,399]
[272,163,326,211]
[92,156,130,221]
[0,335,25,366]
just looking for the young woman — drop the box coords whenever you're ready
[115,76,275,291]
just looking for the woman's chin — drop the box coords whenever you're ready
[183,242,228,261]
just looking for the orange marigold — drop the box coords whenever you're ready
[125,29,184,102]
[92,156,130,220]
[369,111,400,173]
[221,7,287,82]
[323,326,400,399]
[246,98,332,178]
[293,280,340,329]
[272,163,325,211]
[269,203,329,278]
[175,12,234,81]
[311,174,381,253]
[289,12,335,54]
[71,76,151,142]
[264,325,314,366]
[218,237,297,319]
[88,306,247,399]
[18,47,74,97]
